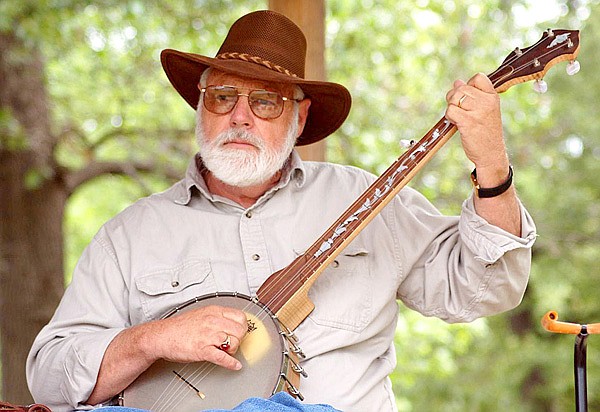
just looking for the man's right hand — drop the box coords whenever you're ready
[86,304,248,405]
[144,304,249,370]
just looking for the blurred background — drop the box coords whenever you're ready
[1,0,599,410]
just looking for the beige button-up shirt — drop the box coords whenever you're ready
[27,151,536,411]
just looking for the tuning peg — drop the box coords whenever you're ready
[566,60,581,76]
[533,79,548,93]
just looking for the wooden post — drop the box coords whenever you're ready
[268,0,327,162]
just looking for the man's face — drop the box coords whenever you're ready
[195,71,311,187]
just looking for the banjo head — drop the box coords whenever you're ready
[122,293,289,411]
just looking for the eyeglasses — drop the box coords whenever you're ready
[199,85,302,120]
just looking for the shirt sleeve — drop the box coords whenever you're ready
[395,188,536,323]
[26,231,129,411]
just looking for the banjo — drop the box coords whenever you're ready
[121,29,580,411]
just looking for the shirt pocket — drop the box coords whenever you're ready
[135,258,217,320]
[303,245,373,333]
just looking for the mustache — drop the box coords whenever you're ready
[215,129,266,150]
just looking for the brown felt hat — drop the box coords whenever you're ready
[160,10,351,146]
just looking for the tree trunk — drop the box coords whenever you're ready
[269,0,327,162]
[0,150,66,403]
[0,31,64,403]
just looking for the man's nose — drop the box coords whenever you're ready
[229,95,253,128]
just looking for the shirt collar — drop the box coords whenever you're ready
[174,150,306,206]
[277,149,306,189]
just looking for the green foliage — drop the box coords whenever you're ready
[0,108,28,151]
[4,0,265,281]
[63,173,166,284]
[9,0,600,409]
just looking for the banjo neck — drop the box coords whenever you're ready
[257,118,456,330]
[257,28,580,332]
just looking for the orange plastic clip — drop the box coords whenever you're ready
[542,311,600,335]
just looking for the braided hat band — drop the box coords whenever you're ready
[216,52,299,78]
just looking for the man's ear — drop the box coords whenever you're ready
[296,98,312,137]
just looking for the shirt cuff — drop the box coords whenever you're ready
[458,195,537,264]
[60,328,124,408]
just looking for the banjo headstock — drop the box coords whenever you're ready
[489,28,581,93]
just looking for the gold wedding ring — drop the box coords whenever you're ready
[458,94,467,109]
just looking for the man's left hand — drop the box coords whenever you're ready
[445,72,510,179]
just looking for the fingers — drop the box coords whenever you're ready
[219,310,249,348]
[466,72,495,92]
[151,304,248,369]
[204,345,242,371]
[446,83,472,112]
[190,328,244,371]
[198,306,248,351]
[446,73,496,111]
[443,73,505,167]
[197,310,245,371]
[221,306,249,327]
[216,331,243,353]
[446,84,478,111]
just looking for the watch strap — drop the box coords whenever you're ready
[470,166,513,198]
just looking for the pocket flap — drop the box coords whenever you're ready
[135,259,211,296]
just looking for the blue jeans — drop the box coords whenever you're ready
[93,392,340,412]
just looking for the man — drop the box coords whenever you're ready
[27,10,536,412]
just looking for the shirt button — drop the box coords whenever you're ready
[332,260,340,268]
[171,281,180,287]
[245,211,253,218]
[252,254,260,261]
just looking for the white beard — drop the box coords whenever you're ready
[195,107,299,188]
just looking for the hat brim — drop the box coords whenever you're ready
[161,49,351,146]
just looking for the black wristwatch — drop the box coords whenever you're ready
[470,166,513,198]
